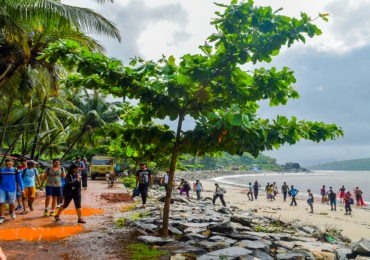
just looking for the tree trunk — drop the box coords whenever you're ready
[0,63,23,88]
[160,111,184,237]
[0,129,22,167]
[30,96,47,159]
[0,98,14,148]
[61,128,86,161]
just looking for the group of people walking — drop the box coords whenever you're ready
[0,156,90,224]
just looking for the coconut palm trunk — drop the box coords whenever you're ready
[0,97,14,148]
[30,96,47,159]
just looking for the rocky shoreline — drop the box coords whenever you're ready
[114,185,370,259]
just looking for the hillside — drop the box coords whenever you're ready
[309,157,370,171]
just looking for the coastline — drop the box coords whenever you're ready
[197,179,370,241]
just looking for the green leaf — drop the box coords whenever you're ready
[168,56,176,66]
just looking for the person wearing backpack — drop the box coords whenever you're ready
[0,159,24,224]
[20,160,42,214]
[54,163,86,223]
[15,157,27,211]
[135,162,152,208]
[40,158,66,217]
[213,183,226,207]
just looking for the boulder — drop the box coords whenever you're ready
[235,240,270,252]
[231,215,253,226]
[184,227,208,234]
[134,223,157,233]
[334,247,354,260]
[181,233,208,242]
[298,226,316,235]
[254,250,273,260]
[227,233,260,241]
[197,247,253,260]
[275,241,296,250]
[209,223,234,233]
[276,252,305,260]
[196,241,229,250]
[138,235,175,245]
[217,207,230,214]
[168,226,183,235]
[352,238,370,254]
[310,250,336,260]
[160,242,207,255]
[209,235,237,245]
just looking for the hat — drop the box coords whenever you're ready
[27,160,37,166]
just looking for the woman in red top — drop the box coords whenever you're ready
[344,190,352,215]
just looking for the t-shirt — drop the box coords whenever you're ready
[328,192,336,201]
[46,167,64,187]
[195,183,202,191]
[249,184,253,191]
[75,161,85,175]
[136,169,152,184]
[162,173,169,184]
[64,173,80,192]
[0,167,24,192]
[81,162,89,175]
[282,185,289,192]
[321,187,326,195]
[290,188,298,196]
[253,183,259,190]
[21,168,39,187]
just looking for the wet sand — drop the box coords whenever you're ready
[200,181,370,241]
[0,179,132,260]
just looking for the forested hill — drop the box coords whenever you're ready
[309,158,370,171]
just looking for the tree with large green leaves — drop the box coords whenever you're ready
[42,1,342,236]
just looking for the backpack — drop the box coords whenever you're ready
[184,182,191,191]
[21,168,37,179]
[0,167,20,185]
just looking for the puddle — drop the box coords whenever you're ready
[62,208,104,216]
[0,226,83,241]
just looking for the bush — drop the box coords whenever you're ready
[126,243,168,260]
[121,175,136,189]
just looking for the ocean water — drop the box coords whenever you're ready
[214,171,370,203]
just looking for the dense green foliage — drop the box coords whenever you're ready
[181,153,282,171]
[309,158,370,171]
[126,243,168,260]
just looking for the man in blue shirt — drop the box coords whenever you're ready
[290,185,299,206]
[74,156,85,177]
[0,159,24,223]
[20,160,42,214]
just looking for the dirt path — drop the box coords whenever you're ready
[0,179,133,260]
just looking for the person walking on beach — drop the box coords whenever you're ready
[273,182,278,200]
[54,164,86,223]
[194,180,203,200]
[307,189,314,213]
[253,181,260,200]
[135,162,152,208]
[20,160,42,214]
[247,182,253,201]
[265,182,270,198]
[213,183,226,207]
[267,184,274,202]
[328,187,337,211]
[0,159,24,223]
[15,158,27,211]
[344,190,352,215]
[354,187,365,206]
[339,185,346,204]
[41,158,66,217]
[178,179,191,199]
[320,185,328,203]
[281,182,289,202]
[290,185,298,206]
[81,158,89,190]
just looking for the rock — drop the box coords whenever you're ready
[352,238,370,254]
[276,252,305,260]
[310,250,336,260]
[171,254,186,260]
[160,242,207,255]
[184,227,207,234]
[209,235,237,245]
[168,226,183,235]
[217,207,230,214]
[130,229,148,238]
[138,235,175,245]
[275,241,296,250]
[196,241,229,250]
[134,223,157,233]
[355,256,370,260]
[334,247,354,260]
[235,240,270,252]
[231,215,253,226]
[298,226,316,235]
[197,247,253,260]
[182,223,209,229]
[209,222,234,233]
[227,233,260,241]
[181,233,208,242]
[254,250,273,260]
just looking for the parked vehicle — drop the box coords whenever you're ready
[90,155,114,180]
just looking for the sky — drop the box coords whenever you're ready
[63,0,370,166]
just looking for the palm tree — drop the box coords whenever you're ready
[61,92,122,160]
[0,0,121,88]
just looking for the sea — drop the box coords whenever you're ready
[213,170,370,203]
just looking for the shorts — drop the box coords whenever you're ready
[23,187,36,199]
[330,199,336,205]
[0,189,16,204]
[46,186,62,197]
[16,191,22,198]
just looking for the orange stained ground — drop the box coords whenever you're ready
[120,204,132,212]
[0,225,83,241]
[61,208,104,216]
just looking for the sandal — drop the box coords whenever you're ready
[54,216,60,221]
[77,219,86,224]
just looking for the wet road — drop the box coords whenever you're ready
[0,179,133,259]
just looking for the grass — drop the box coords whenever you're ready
[126,243,168,260]
[115,218,127,228]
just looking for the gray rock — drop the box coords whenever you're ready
[235,240,270,252]
[168,226,183,235]
[196,241,229,250]
[209,222,234,233]
[160,242,207,255]
[184,227,207,234]
[138,235,175,245]
[134,223,158,233]
[217,207,230,214]
[209,235,237,245]
[254,250,273,260]
[181,233,208,242]
[231,214,254,226]
[276,252,305,260]
[352,238,370,254]
[182,223,209,229]
[228,233,260,241]
[355,256,370,260]
[275,241,296,250]
[298,226,315,235]
[334,247,353,260]
[197,247,253,260]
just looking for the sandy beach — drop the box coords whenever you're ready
[193,181,370,242]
